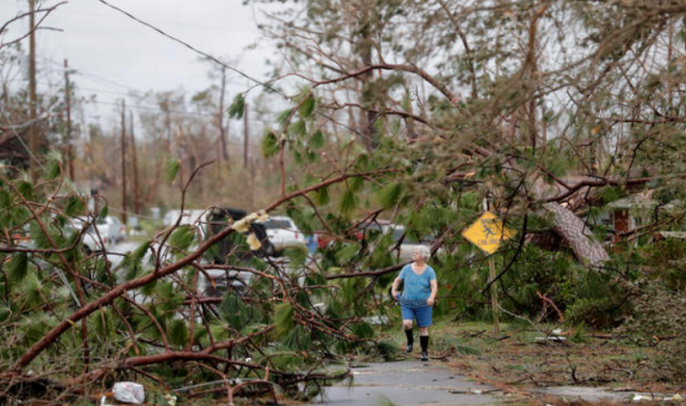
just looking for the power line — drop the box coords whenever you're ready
[96,0,273,92]
[93,0,381,148]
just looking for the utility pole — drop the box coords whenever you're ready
[28,0,38,179]
[63,59,74,181]
[243,102,249,168]
[129,110,140,215]
[120,100,128,225]
[218,67,228,164]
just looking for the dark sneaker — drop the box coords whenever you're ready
[421,352,429,361]
[406,344,413,353]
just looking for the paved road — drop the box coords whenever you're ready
[303,360,497,406]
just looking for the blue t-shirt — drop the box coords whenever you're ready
[398,264,436,307]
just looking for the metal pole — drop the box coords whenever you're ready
[483,198,500,335]
[243,102,249,169]
[129,110,140,215]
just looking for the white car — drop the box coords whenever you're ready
[70,217,110,247]
[262,216,307,255]
[103,216,126,243]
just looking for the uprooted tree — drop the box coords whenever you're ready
[5,0,686,402]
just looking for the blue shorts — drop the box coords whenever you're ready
[401,304,433,327]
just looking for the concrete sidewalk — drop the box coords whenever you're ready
[303,360,498,406]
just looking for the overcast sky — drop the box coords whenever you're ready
[1,0,276,120]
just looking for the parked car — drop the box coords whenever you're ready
[199,207,275,297]
[262,216,307,255]
[317,219,390,248]
[69,217,109,247]
[103,216,126,243]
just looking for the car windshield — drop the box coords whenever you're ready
[357,222,383,232]
[264,219,292,229]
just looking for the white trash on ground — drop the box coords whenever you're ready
[113,382,145,404]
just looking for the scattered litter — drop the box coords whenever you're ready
[164,393,178,406]
[113,382,145,404]
[632,394,653,402]
[100,396,115,406]
[449,388,497,395]
[630,393,684,402]
[535,329,567,342]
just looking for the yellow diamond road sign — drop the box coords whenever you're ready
[462,211,517,255]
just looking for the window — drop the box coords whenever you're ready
[264,219,292,229]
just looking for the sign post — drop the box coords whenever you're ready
[461,208,516,335]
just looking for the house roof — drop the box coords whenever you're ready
[607,191,678,210]
[657,231,686,239]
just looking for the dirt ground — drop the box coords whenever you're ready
[382,321,683,405]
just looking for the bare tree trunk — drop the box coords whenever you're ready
[543,202,609,268]
[218,67,228,164]
[360,6,377,151]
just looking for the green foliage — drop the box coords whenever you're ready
[63,195,86,217]
[277,108,294,128]
[16,180,34,201]
[155,281,185,312]
[122,240,150,280]
[290,120,307,137]
[298,94,316,119]
[280,325,312,353]
[284,246,308,267]
[314,186,330,205]
[220,291,262,331]
[352,322,374,339]
[165,158,181,184]
[228,93,245,119]
[262,131,280,158]
[273,303,295,338]
[169,319,189,347]
[6,252,28,283]
[374,340,400,361]
[96,205,108,223]
[0,305,10,323]
[376,182,404,210]
[44,150,62,180]
[168,225,195,251]
[601,186,626,203]
[309,130,325,149]
[339,189,358,217]
[335,243,359,265]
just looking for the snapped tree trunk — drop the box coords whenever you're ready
[543,202,609,268]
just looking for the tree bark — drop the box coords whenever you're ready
[543,202,609,268]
